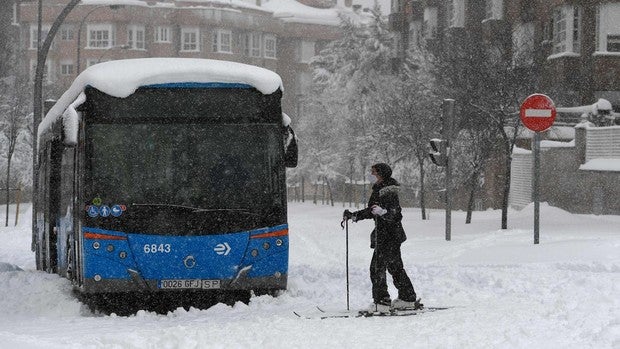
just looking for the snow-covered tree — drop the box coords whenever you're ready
[303,9,396,189]
[0,12,33,215]
[431,29,538,228]
[0,74,32,224]
[365,49,438,218]
[300,8,441,213]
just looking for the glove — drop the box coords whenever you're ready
[343,209,353,220]
[371,205,387,216]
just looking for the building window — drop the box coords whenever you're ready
[30,59,53,82]
[297,40,315,63]
[608,35,620,52]
[12,3,18,25]
[391,0,401,14]
[242,32,262,57]
[60,61,74,76]
[512,22,535,66]
[484,0,503,21]
[87,59,109,68]
[297,71,312,95]
[408,21,422,49]
[264,34,277,59]
[423,7,438,39]
[60,25,74,41]
[552,7,567,53]
[154,26,171,43]
[550,5,581,56]
[595,3,620,53]
[212,29,232,53]
[30,24,51,49]
[127,25,146,50]
[87,24,115,49]
[572,7,581,54]
[448,0,465,28]
[181,27,199,52]
[251,33,261,57]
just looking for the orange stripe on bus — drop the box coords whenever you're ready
[83,232,127,240]
[250,229,288,239]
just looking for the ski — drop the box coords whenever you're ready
[294,306,453,319]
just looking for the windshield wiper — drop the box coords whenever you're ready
[131,204,261,216]
[131,203,203,210]
[191,208,261,217]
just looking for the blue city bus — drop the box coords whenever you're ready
[33,58,297,310]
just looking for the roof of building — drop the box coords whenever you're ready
[78,0,383,26]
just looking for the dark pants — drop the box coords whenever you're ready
[370,241,416,302]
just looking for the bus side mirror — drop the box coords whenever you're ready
[62,108,78,148]
[61,93,86,147]
[284,126,298,168]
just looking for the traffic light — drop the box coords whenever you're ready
[429,138,448,166]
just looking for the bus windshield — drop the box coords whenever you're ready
[85,122,285,234]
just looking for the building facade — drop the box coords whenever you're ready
[390,0,620,213]
[0,1,21,78]
[18,0,366,120]
[390,0,620,117]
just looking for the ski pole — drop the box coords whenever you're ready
[341,217,350,311]
[345,218,350,311]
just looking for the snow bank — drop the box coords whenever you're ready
[1,202,618,348]
[580,158,620,172]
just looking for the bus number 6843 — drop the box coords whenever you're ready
[143,244,171,253]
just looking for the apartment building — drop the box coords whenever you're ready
[0,1,21,77]
[390,0,620,214]
[18,0,364,119]
[390,0,620,114]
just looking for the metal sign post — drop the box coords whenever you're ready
[443,99,454,242]
[519,94,557,245]
[533,132,541,244]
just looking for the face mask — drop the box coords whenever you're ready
[367,174,377,184]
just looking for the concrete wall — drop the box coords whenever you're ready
[511,125,620,215]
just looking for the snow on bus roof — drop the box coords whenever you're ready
[39,58,283,140]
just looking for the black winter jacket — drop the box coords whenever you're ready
[353,177,407,249]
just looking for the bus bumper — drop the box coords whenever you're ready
[80,273,287,294]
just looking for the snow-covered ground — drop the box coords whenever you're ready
[0,202,618,348]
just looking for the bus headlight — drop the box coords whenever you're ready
[275,239,283,247]
[93,242,100,250]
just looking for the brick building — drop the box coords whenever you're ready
[0,1,21,77]
[389,0,620,213]
[390,0,619,112]
[17,0,369,120]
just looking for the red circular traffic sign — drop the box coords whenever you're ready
[520,94,557,132]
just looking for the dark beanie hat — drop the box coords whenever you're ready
[372,163,392,179]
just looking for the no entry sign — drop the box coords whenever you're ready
[520,94,557,132]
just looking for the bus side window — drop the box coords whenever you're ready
[49,140,63,219]
[60,147,75,216]
[57,146,75,277]
[36,142,50,231]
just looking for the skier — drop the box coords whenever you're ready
[343,163,421,313]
